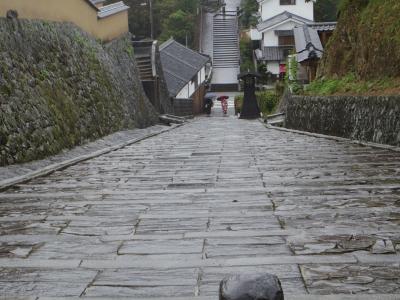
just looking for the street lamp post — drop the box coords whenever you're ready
[149,0,154,39]
[139,0,154,39]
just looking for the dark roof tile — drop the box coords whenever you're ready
[160,39,210,97]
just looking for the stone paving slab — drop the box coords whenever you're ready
[0,124,179,190]
[14,296,400,300]
[7,296,400,300]
[1,116,400,298]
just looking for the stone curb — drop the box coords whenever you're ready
[9,294,400,300]
[259,119,400,153]
[0,124,183,191]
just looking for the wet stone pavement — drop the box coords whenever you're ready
[0,116,400,299]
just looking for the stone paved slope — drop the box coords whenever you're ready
[0,116,399,298]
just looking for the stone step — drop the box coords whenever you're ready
[213,57,239,60]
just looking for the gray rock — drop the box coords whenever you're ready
[371,239,396,254]
[219,273,284,300]
[6,10,18,19]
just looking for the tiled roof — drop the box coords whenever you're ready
[257,11,312,32]
[160,39,210,97]
[294,25,324,62]
[309,22,337,32]
[97,2,129,19]
[261,46,293,61]
[84,0,129,18]
[90,0,106,5]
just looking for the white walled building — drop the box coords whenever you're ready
[259,0,314,22]
[160,39,211,115]
[252,0,314,78]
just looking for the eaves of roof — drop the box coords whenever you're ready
[97,2,130,19]
[256,11,313,32]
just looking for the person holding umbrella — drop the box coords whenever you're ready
[204,92,217,116]
[217,95,229,116]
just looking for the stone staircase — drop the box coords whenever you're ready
[211,13,240,91]
[135,54,154,81]
[213,16,239,69]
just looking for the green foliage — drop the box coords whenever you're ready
[159,9,194,45]
[124,40,134,57]
[275,81,285,98]
[319,0,400,80]
[234,95,243,114]
[38,69,50,81]
[0,84,12,97]
[241,0,258,28]
[119,0,199,47]
[240,36,255,72]
[285,55,303,95]
[314,0,340,21]
[305,73,398,95]
[234,91,280,116]
[257,91,279,116]
[257,64,270,84]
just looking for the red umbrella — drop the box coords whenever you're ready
[217,95,229,101]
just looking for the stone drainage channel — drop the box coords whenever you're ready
[0,116,400,299]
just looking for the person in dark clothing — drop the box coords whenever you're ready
[204,97,214,116]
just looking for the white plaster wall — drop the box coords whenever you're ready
[188,80,196,97]
[176,69,206,99]
[199,67,206,85]
[267,61,280,75]
[176,84,189,99]
[262,20,301,46]
[250,28,262,41]
[260,0,314,21]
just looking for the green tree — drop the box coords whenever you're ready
[110,0,199,47]
[241,0,258,28]
[159,10,194,45]
[314,0,340,22]
[240,36,254,72]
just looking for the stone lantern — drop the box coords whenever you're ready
[238,71,261,119]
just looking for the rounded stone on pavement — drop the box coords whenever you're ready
[219,273,284,300]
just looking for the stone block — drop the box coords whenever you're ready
[219,273,284,300]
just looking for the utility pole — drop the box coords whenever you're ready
[149,0,154,39]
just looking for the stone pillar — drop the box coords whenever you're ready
[238,71,261,119]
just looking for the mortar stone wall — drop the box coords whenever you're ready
[173,98,194,117]
[0,19,158,166]
[285,95,400,147]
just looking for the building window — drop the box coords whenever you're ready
[280,0,296,5]
[278,35,295,46]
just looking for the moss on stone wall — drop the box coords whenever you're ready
[319,0,400,80]
[0,19,158,166]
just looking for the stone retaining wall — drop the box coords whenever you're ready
[285,95,400,147]
[173,98,194,116]
[0,18,158,166]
